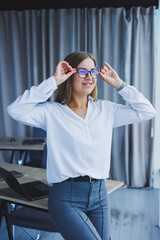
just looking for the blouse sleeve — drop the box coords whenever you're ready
[113,84,156,128]
[7,76,57,130]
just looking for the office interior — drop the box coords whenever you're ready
[0,0,160,239]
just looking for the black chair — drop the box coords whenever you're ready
[6,204,58,240]
[25,143,47,169]
[2,143,57,240]
[2,128,58,239]
[25,128,47,168]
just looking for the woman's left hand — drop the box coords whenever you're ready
[99,62,123,90]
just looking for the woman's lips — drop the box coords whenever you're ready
[82,83,92,86]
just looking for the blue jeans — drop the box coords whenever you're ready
[48,179,110,240]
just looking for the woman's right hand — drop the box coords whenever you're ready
[53,61,76,86]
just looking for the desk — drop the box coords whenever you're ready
[0,162,124,210]
[0,137,46,164]
[0,162,124,239]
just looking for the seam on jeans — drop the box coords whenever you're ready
[70,182,100,240]
[70,181,73,207]
[87,182,91,209]
[99,180,104,239]
[74,207,100,240]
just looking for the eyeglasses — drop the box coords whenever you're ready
[76,68,99,79]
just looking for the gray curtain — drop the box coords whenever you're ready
[0,7,155,187]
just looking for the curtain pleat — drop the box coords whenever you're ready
[0,7,155,187]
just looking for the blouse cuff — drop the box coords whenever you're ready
[117,81,127,91]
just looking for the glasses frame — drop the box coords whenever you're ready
[76,68,99,79]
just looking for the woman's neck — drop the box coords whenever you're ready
[68,96,88,109]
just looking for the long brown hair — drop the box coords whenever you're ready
[55,51,97,104]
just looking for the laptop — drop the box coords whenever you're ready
[0,167,51,201]
[0,170,24,181]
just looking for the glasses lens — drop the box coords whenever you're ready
[91,69,99,78]
[78,69,88,79]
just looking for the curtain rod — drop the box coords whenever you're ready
[0,0,158,11]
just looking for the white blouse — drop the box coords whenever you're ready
[7,76,156,184]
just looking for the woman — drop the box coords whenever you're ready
[7,51,156,240]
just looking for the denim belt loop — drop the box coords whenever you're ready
[89,177,96,183]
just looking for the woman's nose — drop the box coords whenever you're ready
[85,72,92,80]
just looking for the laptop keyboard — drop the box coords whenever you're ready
[22,181,50,197]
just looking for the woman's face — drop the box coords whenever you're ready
[71,58,97,97]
